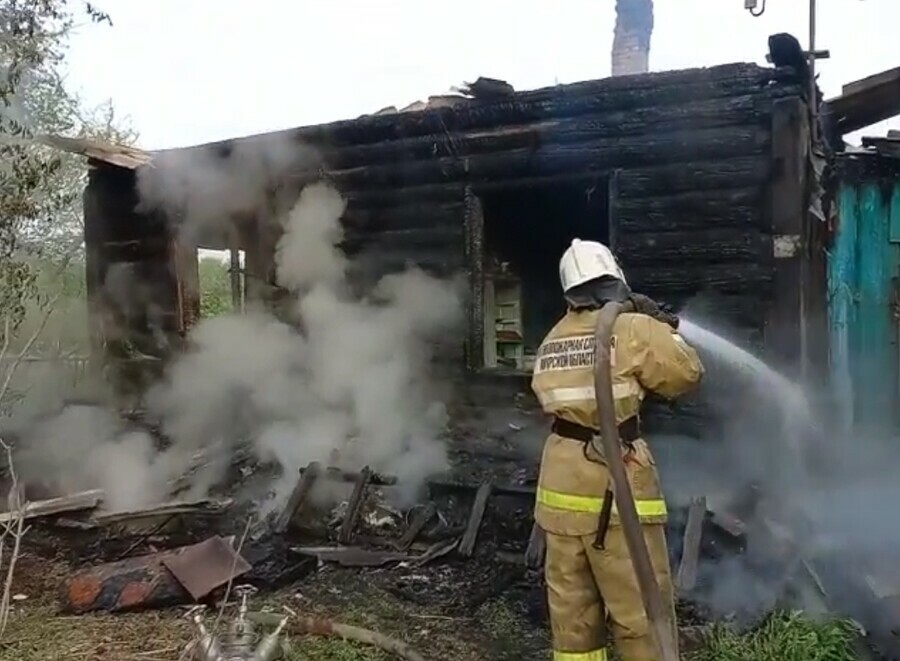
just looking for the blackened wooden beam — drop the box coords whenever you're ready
[676,496,707,593]
[325,94,775,169]
[616,154,771,199]
[327,126,767,191]
[615,187,765,233]
[338,466,372,544]
[290,63,789,147]
[616,229,771,265]
[459,481,493,558]
[395,503,436,552]
[273,462,321,533]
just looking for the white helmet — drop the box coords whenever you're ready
[559,239,626,293]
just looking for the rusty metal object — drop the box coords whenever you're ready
[162,536,251,600]
[61,537,251,614]
[62,548,190,614]
[338,466,371,544]
[592,299,679,661]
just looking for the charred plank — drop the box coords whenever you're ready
[294,63,787,146]
[617,155,772,198]
[329,127,768,190]
[459,481,493,558]
[616,229,772,265]
[676,496,707,593]
[626,262,774,294]
[341,202,464,232]
[326,94,773,168]
[616,187,765,232]
[395,503,436,552]
[273,462,321,533]
[338,467,371,544]
[342,227,464,254]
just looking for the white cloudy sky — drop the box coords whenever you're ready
[64,0,897,150]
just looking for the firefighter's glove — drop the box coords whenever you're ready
[629,293,680,329]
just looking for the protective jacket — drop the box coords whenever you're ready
[531,308,704,661]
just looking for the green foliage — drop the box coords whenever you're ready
[198,256,234,318]
[690,611,862,661]
[1,0,134,342]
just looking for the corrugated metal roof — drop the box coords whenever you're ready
[36,134,153,170]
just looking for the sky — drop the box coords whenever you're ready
[64,0,898,150]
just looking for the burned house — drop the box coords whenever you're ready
[73,53,824,439]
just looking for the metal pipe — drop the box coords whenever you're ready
[592,300,679,661]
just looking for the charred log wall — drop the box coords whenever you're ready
[85,62,810,440]
[282,63,805,440]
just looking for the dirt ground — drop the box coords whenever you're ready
[0,549,551,661]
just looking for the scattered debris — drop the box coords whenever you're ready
[0,488,104,523]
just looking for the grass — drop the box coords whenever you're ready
[283,636,389,660]
[688,610,862,661]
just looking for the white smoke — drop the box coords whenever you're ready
[10,145,462,514]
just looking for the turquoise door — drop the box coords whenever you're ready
[829,180,900,432]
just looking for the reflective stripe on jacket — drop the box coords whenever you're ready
[531,310,704,536]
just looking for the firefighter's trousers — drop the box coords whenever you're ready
[544,522,677,661]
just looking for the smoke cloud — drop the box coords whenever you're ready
[10,137,462,515]
[661,306,900,638]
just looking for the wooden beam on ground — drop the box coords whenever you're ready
[395,503,435,552]
[89,497,232,526]
[459,481,493,558]
[338,466,372,544]
[0,489,104,524]
[274,462,321,533]
[676,496,707,593]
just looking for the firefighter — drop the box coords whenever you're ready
[531,238,704,661]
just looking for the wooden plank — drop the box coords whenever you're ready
[764,96,809,369]
[0,489,104,524]
[459,481,493,558]
[273,462,321,533]
[676,496,707,593]
[289,63,782,147]
[395,503,436,552]
[465,189,486,370]
[616,187,765,232]
[616,229,771,265]
[338,466,372,544]
[616,155,771,199]
[327,126,768,190]
[626,262,773,294]
[325,94,773,168]
[89,497,232,526]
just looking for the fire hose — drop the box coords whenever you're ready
[592,300,680,661]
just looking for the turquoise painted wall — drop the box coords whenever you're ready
[829,181,900,432]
